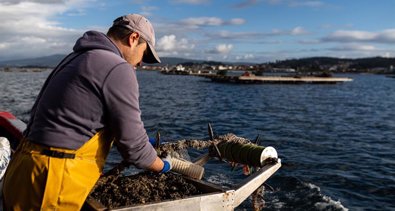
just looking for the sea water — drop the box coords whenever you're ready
[1,70,394,211]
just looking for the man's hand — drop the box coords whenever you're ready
[160,155,172,173]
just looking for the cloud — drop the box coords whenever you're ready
[207,31,261,40]
[236,54,255,60]
[324,44,395,58]
[180,17,245,28]
[156,34,195,52]
[182,17,222,26]
[264,0,326,8]
[329,44,377,51]
[131,0,151,4]
[324,30,375,42]
[298,39,320,44]
[323,29,395,43]
[171,0,210,5]
[207,44,233,54]
[0,0,96,60]
[288,0,325,8]
[269,27,309,36]
[140,6,158,17]
[216,44,233,54]
[206,27,307,41]
[232,0,258,8]
[376,29,395,42]
[291,26,308,35]
[1,0,64,4]
[265,0,282,5]
[229,18,246,25]
[382,52,392,58]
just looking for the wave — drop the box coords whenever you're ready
[245,176,349,211]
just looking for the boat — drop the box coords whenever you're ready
[204,73,353,84]
[0,111,281,210]
[0,111,26,150]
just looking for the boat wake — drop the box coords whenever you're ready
[253,176,349,211]
[195,159,349,211]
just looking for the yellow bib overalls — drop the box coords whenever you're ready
[2,131,112,211]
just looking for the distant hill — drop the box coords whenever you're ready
[0,54,66,67]
[1,55,393,71]
[268,56,395,70]
[0,55,221,68]
[0,54,257,68]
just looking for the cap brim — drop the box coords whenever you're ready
[143,42,161,64]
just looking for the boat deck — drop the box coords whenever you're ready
[205,75,353,84]
[84,162,281,211]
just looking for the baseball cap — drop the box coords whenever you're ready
[112,14,161,64]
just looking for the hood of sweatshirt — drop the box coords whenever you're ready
[72,30,123,58]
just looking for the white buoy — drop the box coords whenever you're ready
[0,136,11,208]
[0,137,11,180]
[260,146,278,165]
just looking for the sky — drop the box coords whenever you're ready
[0,0,394,63]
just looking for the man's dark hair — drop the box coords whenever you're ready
[107,26,146,45]
[107,26,131,45]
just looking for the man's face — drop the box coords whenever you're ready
[130,40,147,67]
[124,33,148,67]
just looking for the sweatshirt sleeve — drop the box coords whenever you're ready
[102,63,157,169]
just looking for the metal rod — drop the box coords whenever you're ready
[208,123,214,141]
[213,143,222,161]
[253,134,261,145]
[155,130,161,148]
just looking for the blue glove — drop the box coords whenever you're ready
[148,137,156,146]
[160,155,172,173]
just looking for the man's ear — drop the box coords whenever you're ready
[128,32,140,46]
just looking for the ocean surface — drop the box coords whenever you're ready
[1,70,394,211]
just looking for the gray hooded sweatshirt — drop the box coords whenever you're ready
[26,31,157,168]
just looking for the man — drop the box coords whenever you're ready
[2,14,171,210]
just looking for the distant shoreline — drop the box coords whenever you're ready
[0,67,51,73]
